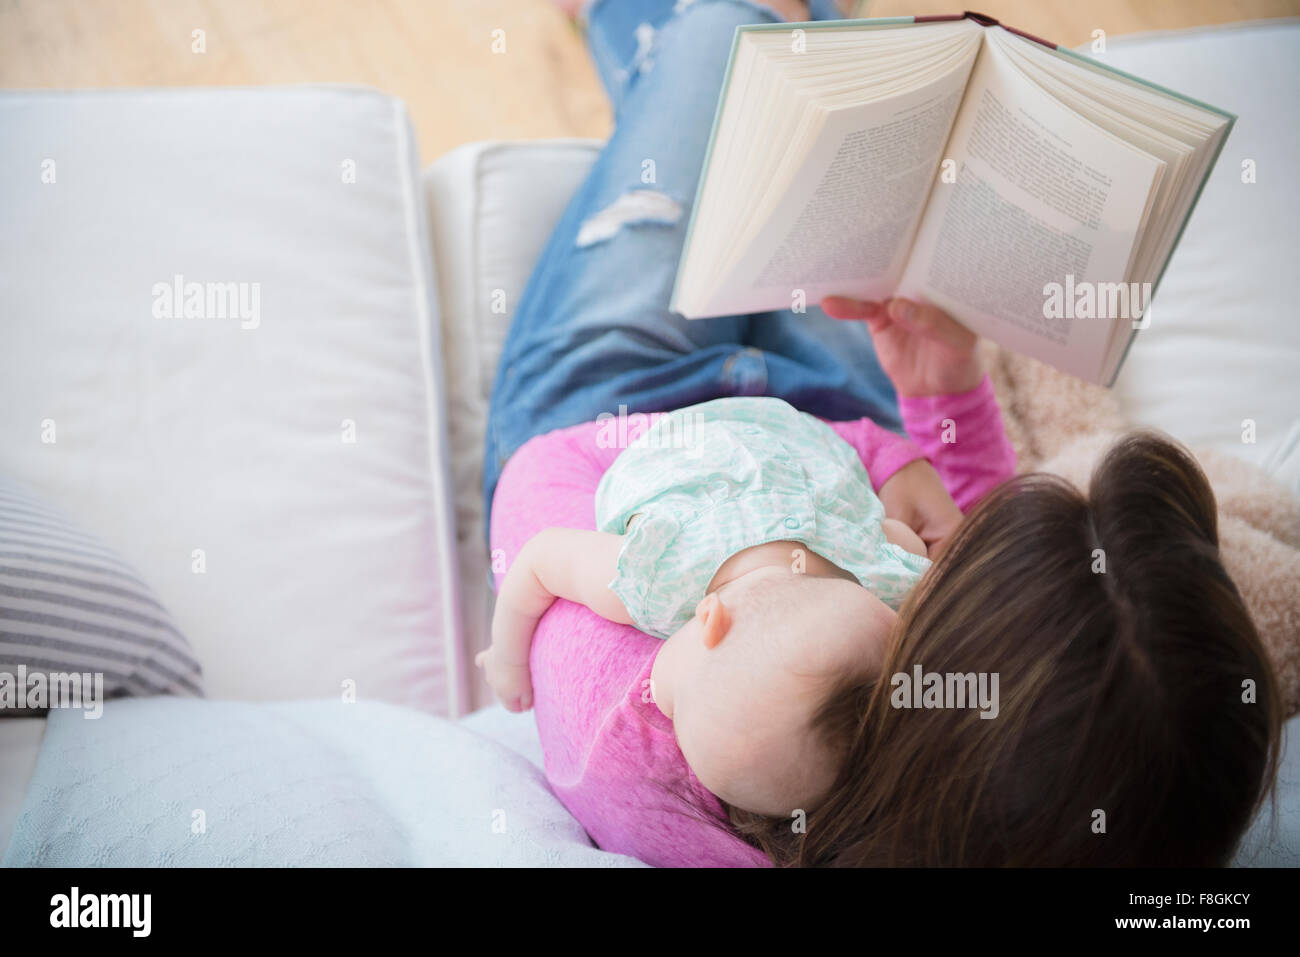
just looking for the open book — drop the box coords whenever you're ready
[670,12,1234,385]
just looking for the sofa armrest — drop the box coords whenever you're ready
[424,139,601,711]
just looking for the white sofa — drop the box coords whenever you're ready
[0,86,470,852]
[1,20,1298,865]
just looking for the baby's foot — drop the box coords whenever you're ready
[544,0,585,17]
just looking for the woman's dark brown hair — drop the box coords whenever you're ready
[727,430,1282,866]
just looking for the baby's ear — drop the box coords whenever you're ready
[695,593,732,649]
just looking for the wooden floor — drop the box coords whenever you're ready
[2,0,1296,164]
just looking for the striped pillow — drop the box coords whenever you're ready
[0,478,203,713]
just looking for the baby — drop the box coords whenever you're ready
[478,392,948,818]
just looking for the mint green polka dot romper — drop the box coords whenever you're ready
[593,396,932,639]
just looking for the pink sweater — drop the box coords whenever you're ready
[488,376,1016,867]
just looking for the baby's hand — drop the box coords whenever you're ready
[480,527,631,714]
[474,644,534,713]
[882,517,927,558]
[877,459,964,559]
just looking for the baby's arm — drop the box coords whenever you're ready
[477,527,633,711]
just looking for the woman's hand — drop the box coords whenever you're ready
[876,458,964,560]
[821,295,983,398]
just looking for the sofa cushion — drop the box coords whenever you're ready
[1104,21,1300,490]
[0,87,464,714]
[3,697,646,867]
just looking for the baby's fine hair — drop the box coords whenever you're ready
[725,431,1282,866]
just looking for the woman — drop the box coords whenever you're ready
[480,0,1281,867]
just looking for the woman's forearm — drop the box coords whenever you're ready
[898,374,1017,512]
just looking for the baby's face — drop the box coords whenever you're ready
[650,566,897,817]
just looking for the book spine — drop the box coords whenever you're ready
[913,10,1058,49]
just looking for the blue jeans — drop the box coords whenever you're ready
[483,0,899,517]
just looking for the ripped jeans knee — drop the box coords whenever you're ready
[575,189,685,248]
[574,0,797,248]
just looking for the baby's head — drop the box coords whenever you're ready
[651,563,896,817]
[717,431,1282,866]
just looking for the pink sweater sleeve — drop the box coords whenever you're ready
[897,374,1017,512]
[825,417,928,491]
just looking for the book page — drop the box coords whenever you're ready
[898,30,1163,381]
[702,60,976,316]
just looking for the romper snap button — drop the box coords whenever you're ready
[784,517,799,529]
